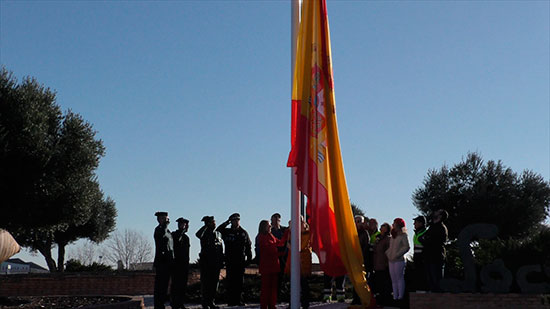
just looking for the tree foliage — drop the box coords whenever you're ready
[55,194,116,271]
[413,152,550,240]
[0,68,116,271]
[473,225,550,269]
[351,202,365,217]
[65,259,113,272]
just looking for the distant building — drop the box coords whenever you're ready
[0,258,49,274]
[129,262,154,271]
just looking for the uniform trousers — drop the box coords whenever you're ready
[200,263,220,308]
[413,258,427,291]
[226,262,245,305]
[154,263,172,309]
[171,263,189,309]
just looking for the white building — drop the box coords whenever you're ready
[0,258,49,274]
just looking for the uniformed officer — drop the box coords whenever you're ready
[216,213,252,306]
[153,211,174,309]
[413,215,428,291]
[171,217,190,309]
[196,216,224,309]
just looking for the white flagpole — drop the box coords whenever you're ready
[290,0,301,308]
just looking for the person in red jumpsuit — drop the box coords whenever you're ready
[257,219,288,309]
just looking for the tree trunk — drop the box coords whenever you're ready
[38,246,57,272]
[57,242,66,272]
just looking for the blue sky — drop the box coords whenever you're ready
[1,0,549,268]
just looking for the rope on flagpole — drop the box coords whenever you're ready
[290,0,301,308]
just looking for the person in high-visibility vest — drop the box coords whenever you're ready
[366,218,380,294]
[368,218,381,276]
[369,218,381,245]
[413,216,428,292]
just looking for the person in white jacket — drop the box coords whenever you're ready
[385,218,410,301]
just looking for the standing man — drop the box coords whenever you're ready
[216,213,253,306]
[367,218,379,280]
[171,217,190,309]
[270,213,288,240]
[196,216,224,309]
[423,209,449,292]
[369,218,381,246]
[153,211,174,309]
[270,213,288,262]
[352,215,370,305]
[412,215,428,292]
[270,213,288,299]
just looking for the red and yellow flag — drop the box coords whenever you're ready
[287,0,374,307]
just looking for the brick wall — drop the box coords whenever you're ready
[410,292,550,309]
[0,272,158,296]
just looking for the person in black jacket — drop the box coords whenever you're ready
[423,209,449,292]
[196,216,224,309]
[216,213,252,306]
[153,211,174,309]
[171,217,190,309]
[352,215,370,305]
[270,213,288,300]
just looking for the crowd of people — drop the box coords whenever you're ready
[151,209,449,309]
[352,209,449,307]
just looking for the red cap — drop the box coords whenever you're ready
[394,218,406,228]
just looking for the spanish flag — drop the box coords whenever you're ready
[287,0,374,307]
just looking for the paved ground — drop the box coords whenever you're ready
[142,296,399,308]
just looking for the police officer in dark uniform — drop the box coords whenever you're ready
[196,216,224,309]
[171,217,190,309]
[413,215,428,292]
[153,211,174,309]
[216,213,252,306]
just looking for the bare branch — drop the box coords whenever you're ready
[101,229,153,269]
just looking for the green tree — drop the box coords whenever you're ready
[65,259,113,272]
[351,202,365,217]
[412,152,550,240]
[0,69,62,229]
[0,68,116,271]
[54,192,116,271]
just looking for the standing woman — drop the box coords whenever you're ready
[373,222,392,306]
[257,220,287,309]
[385,218,410,302]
